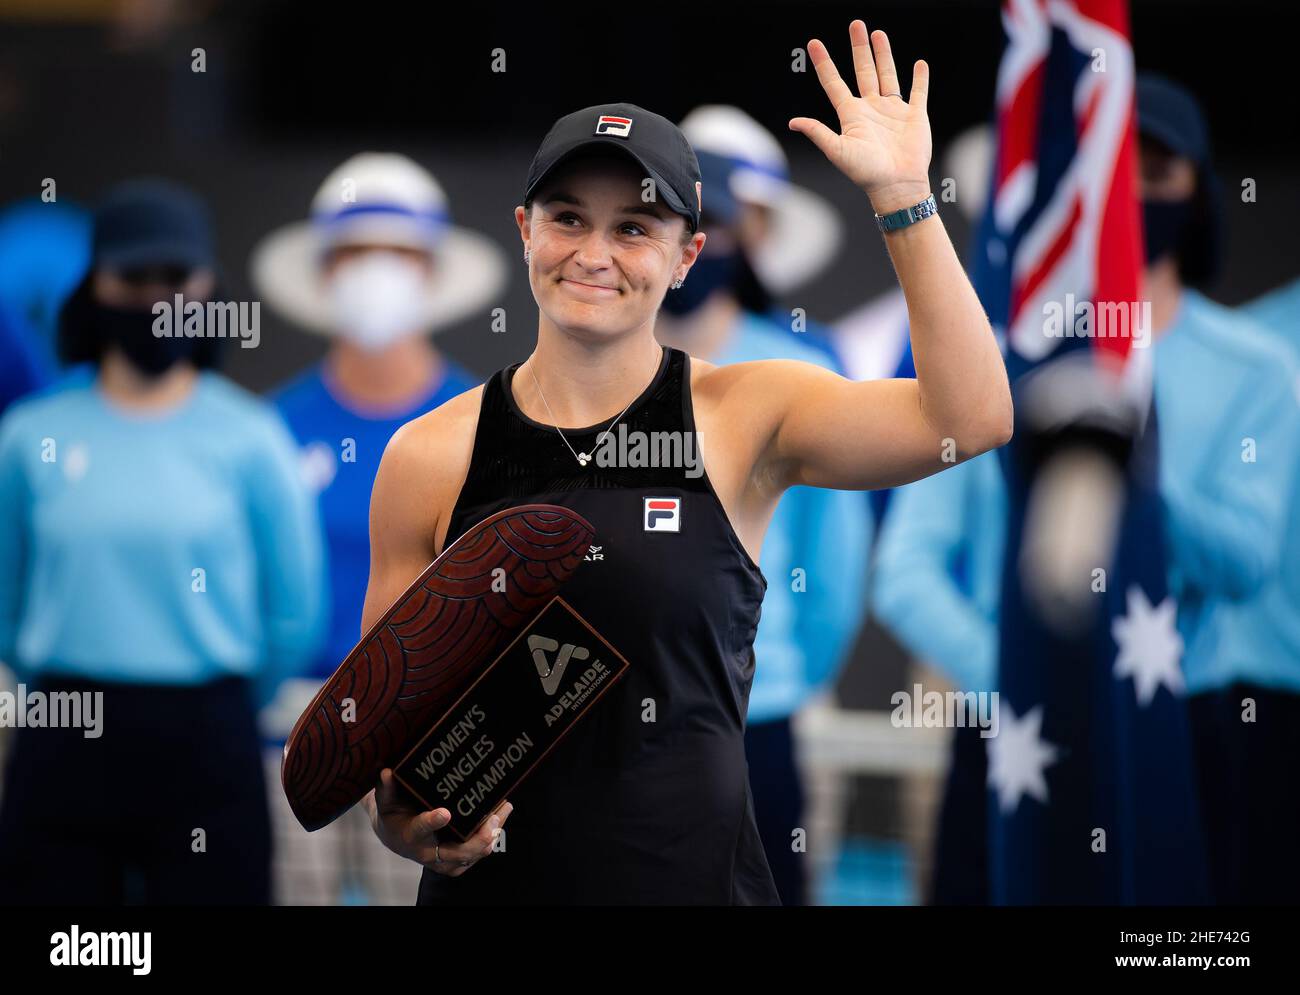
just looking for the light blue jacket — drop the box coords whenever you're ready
[873,289,1300,695]
[1197,278,1300,693]
[0,369,326,705]
[872,450,1006,693]
[713,312,872,722]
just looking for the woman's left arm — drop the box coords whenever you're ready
[751,20,1011,491]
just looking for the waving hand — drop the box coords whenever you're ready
[789,19,933,212]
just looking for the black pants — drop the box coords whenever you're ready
[0,674,271,905]
[744,715,807,907]
[928,722,990,905]
[1190,683,1300,906]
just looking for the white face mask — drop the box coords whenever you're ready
[327,252,431,351]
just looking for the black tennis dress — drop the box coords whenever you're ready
[416,345,780,905]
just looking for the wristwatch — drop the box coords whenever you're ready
[874,193,938,234]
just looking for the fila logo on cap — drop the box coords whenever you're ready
[595,115,633,138]
[644,496,681,532]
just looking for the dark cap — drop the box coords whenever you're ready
[524,102,702,232]
[93,178,215,270]
[1135,72,1222,285]
[1136,73,1210,166]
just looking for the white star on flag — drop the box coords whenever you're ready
[1111,584,1184,707]
[987,704,1061,814]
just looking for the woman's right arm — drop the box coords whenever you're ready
[359,417,444,633]
[357,389,514,877]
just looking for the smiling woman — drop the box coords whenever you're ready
[522,144,701,344]
[357,19,1012,906]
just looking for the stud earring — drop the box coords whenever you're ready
[523,249,530,264]
[670,277,684,290]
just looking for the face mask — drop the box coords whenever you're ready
[660,251,741,317]
[328,253,431,351]
[96,300,199,376]
[1142,198,1192,266]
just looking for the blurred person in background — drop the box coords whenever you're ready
[250,152,505,905]
[0,199,93,415]
[1194,270,1300,904]
[0,178,324,905]
[872,452,1005,904]
[0,198,92,372]
[0,302,54,417]
[0,199,89,772]
[654,148,871,906]
[679,105,845,370]
[871,73,1300,905]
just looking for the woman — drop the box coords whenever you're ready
[363,21,1011,905]
[0,178,324,904]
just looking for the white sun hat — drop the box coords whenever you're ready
[679,105,844,295]
[250,152,507,335]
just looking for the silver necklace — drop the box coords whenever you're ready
[524,358,647,467]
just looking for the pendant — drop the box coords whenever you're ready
[577,453,591,466]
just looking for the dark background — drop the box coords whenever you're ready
[2,0,1296,392]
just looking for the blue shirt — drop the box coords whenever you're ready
[0,369,325,703]
[714,313,872,722]
[0,302,52,417]
[872,289,1300,695]
[1243,277,1300,333]
[1157,291,1300,692]
[872,450,1006,693]
[765,304,846,372]
[0,199,91,366]
[272,358,479,680]
[1196,279,1300,694]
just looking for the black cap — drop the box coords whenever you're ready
[1136,73,1210,166]
[93,178,215,270]
[1135,72,1222,285]
[524,102,701,232]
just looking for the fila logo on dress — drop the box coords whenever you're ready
[595,115,633,138]
[643,497,681,533]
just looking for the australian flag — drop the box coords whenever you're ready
[973,0,1209,903]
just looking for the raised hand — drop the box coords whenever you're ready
[789,19,933,213]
